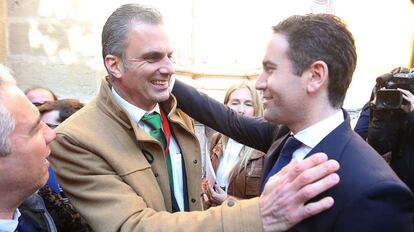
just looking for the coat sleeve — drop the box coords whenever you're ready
[50,133,264,232]
[172,79,280,153]
[353,102,370,140]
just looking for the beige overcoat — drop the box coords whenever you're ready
[50,79,262,232]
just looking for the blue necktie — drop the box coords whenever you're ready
[261,136,302,191]
[15,215,27,232]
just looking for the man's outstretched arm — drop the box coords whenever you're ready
[172,79,282,152]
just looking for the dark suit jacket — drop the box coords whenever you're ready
[173,80,414,232]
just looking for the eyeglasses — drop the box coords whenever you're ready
[46,123,59,129]
[32,102,44,106]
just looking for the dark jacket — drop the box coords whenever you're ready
[38,186,91,232]
[209,133,265,199]
[17,193,57,232]
[173,80,414,232]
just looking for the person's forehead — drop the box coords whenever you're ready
[263,33,291,66]
[229,88,252,100]
[27,89,54,102]
[127,23,171,50]
[4,86,39,121]
[268,33,289,53]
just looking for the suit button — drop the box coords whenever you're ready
[227,200,235,207]
[193,160,198,164]
[154,173,159,177]
[191,198,196,203]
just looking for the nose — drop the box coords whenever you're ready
[237,104,246,115]
[255,72,267,91]
[42,122,56,145]
[159,57,175,76]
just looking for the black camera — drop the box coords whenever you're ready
[374,68,414,110]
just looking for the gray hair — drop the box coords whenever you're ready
[0,105,15,157]
[0,64,16,157]
[101,4,164,81]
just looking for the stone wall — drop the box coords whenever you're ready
[2,0,413,107]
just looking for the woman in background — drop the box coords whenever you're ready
[202,81,265,207]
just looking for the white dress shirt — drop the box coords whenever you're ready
[112,88,185,211]
[291,110,344,161]
[0,209,20,232]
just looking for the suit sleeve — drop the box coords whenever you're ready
[50,133,264,232]
[172,79,279,153]
[334,181,414,232]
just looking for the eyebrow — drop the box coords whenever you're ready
[29,116,42,134]
[142,50,173,58]
[262,60,278,67]
[143,51,163,58]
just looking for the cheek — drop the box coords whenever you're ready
[30,134,49,156]
[266,78,278,94]
[227,104,238,111]
[246,107,255,117]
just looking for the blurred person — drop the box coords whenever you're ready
[0,64,57,232]
[173,14,414,232]
[355,67,414,192]
[25,87,57,106]
[50,4,340,232]
[202,81,265,207]
[38,99,84,129]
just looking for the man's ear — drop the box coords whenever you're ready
[104,55,123,79]
[305,60,329,93]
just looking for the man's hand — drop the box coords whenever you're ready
[398,88,414,113]
[259,152,340,232]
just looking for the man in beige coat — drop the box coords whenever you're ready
[50,4,340,232]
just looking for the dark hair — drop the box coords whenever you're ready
[101,4,163,80]
[24,87,58,101]
[38,99,84,123]
[272,14,357,108]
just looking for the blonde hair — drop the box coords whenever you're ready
[223,81,263,117]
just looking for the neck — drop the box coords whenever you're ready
[0,196,20,220]
[0,189,30,219]
[113,85,157,111]
[0,209,16,220]
[289,104,341,134]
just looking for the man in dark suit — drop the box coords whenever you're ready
[172,14,414,231]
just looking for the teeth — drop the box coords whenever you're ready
[151,80,167,85]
